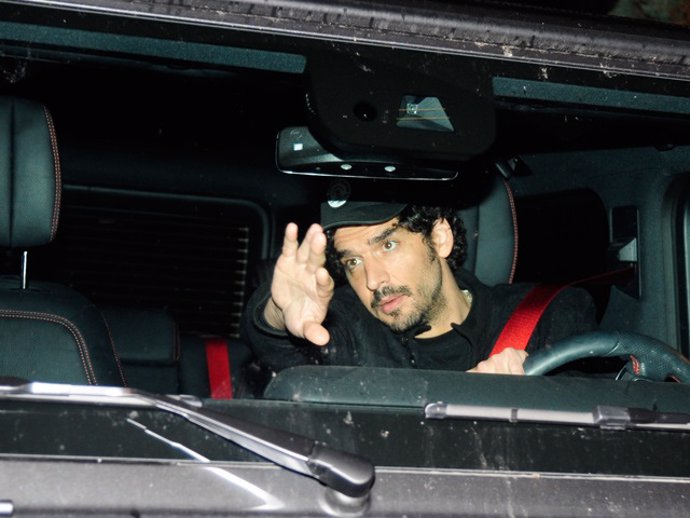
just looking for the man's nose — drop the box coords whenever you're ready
[364,258,389,291]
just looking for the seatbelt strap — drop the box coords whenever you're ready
[489,284,566,357]
[204,337,233,399]
[489,265,636,357]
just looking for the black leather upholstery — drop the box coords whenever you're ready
[0,277,125,385]
[0,97,61,248]
[101,307,180,393]
[459,174,517,286]
[0,97,125,386]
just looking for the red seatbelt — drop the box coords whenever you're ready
[489,266,636,357]
[204,337,233,399]
[489,284,566,356]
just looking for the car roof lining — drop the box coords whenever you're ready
[0,19,306,74]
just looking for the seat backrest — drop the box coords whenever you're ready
[458,173,518,286]
[100,306,180,393]
[0,97,125,386]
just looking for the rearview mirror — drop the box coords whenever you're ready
[276,127,459,181]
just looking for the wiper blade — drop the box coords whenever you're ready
[0,379,375,500]
[425,402,690,431]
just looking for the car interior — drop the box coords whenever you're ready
[1,1,690,406]
[3,3,690,516]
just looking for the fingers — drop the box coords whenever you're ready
[285,223,326,274]
[281,222,299,258]
[315,267,335,297]
[273,223,333,345]
[307,232,327,272]
[304,321,330,346]
[468,348,528,375]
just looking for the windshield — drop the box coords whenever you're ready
[1,0,690,515]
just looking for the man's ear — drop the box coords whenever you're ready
[430,218,454,259]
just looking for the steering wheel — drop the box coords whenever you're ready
[523,330,690,382]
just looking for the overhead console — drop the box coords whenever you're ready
[277,51,495,180]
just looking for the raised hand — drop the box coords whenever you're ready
[263,223,335,346]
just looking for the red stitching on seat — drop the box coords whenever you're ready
[43,106,62,242]
[0,309,97,384]
[629,355,641,375]
[501,177,519,284]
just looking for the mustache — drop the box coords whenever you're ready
[371,285,413,310]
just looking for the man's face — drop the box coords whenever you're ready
[332,218,447,333]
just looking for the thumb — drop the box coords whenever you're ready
[303,321,330,346]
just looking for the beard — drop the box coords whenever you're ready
[370,257,446,334]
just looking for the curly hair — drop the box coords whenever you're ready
[325,205,467,283]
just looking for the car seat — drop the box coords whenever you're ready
[457,171,517,286]
[0,97,125,386]
[100,306,180,393]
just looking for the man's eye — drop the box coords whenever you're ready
[382,240,398,252]
[344,258,361,271]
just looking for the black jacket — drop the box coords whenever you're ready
[241,268,597,372]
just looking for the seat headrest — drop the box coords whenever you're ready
[0,97,61,248]
[458,174,517,286]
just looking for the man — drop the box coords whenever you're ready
[242,197,597,375]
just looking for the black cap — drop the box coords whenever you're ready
[321,201,408,231]
[320,180,407,231]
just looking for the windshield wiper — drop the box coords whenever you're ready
[425,402,690,431]
[0,379,374,504]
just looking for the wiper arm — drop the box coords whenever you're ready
[146,394,375,501]
[0,379,374,501]
[425,402,690,431]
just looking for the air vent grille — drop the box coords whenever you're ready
[31,190,263,337]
